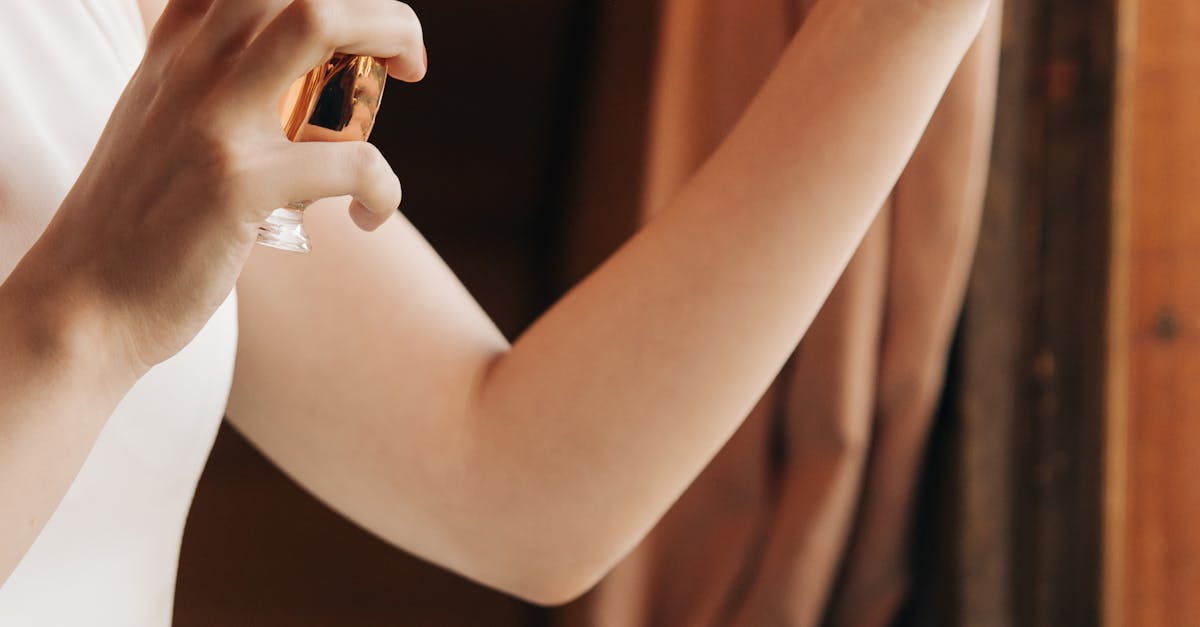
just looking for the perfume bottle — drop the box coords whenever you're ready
[257,54,388,253]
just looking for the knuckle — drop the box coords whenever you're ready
[390,177,404,208]
[399,4,424,46]
[347,143,401,212]
[376,173,403,212]
[350,143,386,178]
[396,2,419,24]
[288,0,335,43]
[193,133,250,186]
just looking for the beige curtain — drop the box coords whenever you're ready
[557,1,1002,625]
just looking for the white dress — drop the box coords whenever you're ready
[0,2,239,625]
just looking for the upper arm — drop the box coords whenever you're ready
[226,198,511,576]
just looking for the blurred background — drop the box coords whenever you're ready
[172,0,1193,625]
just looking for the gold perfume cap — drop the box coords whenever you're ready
[278,54,387,142]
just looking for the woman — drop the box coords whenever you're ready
[0,0,992,624]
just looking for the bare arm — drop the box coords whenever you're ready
[228,0,994,605]
[0,280,138,584]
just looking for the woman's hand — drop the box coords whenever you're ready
[7,0,425,373]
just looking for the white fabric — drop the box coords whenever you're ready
[0,2,239,625]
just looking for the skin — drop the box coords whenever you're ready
[0,0,992,606]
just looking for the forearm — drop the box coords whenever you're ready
[0,265,139,583]
[828,4,1002,621]
[462,0,992,600]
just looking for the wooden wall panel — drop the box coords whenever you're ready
[1110,0,1200,624]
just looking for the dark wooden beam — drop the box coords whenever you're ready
[943,0,1116,625]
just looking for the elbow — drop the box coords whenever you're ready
[509,578,603,608]
[457,534,616,607]
[491,557,609,607]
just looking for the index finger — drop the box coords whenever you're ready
[225,0,426,107]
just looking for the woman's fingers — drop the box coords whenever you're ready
[271,141,402,231]
[228,0,425,107]
[167,0,418,232]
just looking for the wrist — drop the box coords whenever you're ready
[0,259,144,398]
